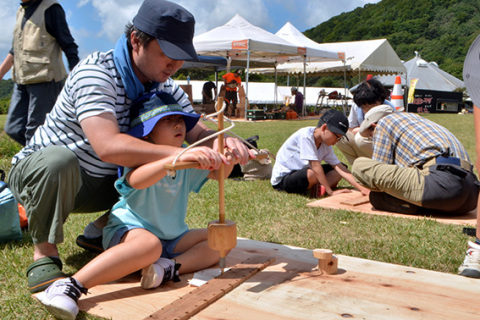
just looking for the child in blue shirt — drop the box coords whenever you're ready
[37,91,237,320]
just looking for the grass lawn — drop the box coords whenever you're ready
[0,112,476,319]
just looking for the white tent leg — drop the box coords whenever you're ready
[303,56,306,117]
[245,50,250,121]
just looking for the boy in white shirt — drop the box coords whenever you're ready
[271,109,369,197]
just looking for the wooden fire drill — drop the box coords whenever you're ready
[207,97,237,274]
[164,98,237,274]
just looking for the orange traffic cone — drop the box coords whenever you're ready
[391,76,404,112]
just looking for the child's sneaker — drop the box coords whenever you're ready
[36,277,87,320]
[458,241,480,278]
[140,258,181,289]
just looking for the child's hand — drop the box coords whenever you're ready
[180,146,227,170]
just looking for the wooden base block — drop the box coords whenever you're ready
[313,249,338,275]
[318,255,338,275]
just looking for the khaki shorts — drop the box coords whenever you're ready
[8,146,118,244]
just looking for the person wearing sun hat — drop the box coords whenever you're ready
[36,91,239,319]
[336,78,396,165]
[457,34,480,278]
[271,109,369,198]
[352,105,479,218]
[7,0,252,295]
[128,91,201,138]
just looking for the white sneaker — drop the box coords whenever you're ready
[458,241,480,278]
[37,277,87,320]
[140,258,180,289]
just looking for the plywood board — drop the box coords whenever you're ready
[79,238,480,320]
[307,190,477,226]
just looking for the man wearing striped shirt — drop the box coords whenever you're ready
[352,105,479,215]
[7,0,251,293]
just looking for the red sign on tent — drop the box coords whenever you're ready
[232,40,248,50]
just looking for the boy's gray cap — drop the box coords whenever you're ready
[359,104,394,136]
[464,34,480,106]
[133,0,198,61]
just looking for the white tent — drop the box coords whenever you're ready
[374,55,464,91]
[193,15,342,118]
[404,53,464,91]
[372,53,465,113]
[254,38,406,79]
[194,15,341,67]
[274,22,348,114]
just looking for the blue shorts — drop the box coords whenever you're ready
[107,226,189,259]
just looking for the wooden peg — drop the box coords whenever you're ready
[313,249,338,275]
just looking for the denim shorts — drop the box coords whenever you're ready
[107,226,189,259]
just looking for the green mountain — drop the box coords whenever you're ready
[304,0,480,80]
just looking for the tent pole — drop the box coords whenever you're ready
[343,59,347,115]
[303,56,306,117]
[245,49,250,121]
[215,71,219,100]
[274,63,278,108]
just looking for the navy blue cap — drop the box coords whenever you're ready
[133,0,198,61]
[317,109,349,136]
[129,91,200,138]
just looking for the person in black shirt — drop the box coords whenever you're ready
[202,81,217,104]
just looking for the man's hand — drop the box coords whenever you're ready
[214,136,254,166]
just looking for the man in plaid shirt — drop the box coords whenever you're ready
[351,105,479,215]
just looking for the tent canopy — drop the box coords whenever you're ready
[374,52,464,91]
[181,55,227,71]
[274,22,344,63]
[404,53,464,90]
[253,38,406,76]
[193,14,342,68]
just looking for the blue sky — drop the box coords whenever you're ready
[0,0,381,79]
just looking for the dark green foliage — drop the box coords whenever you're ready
[304,0,480,79]
[0,79,13,114]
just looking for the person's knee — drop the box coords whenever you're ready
[351,157,372,171]
[41,147,80,177]
[132,230,163,259]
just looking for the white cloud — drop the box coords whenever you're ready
[0,1,20,52]
[89,0,142,42]
[77,0,91,8]
[176,0,270,35]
